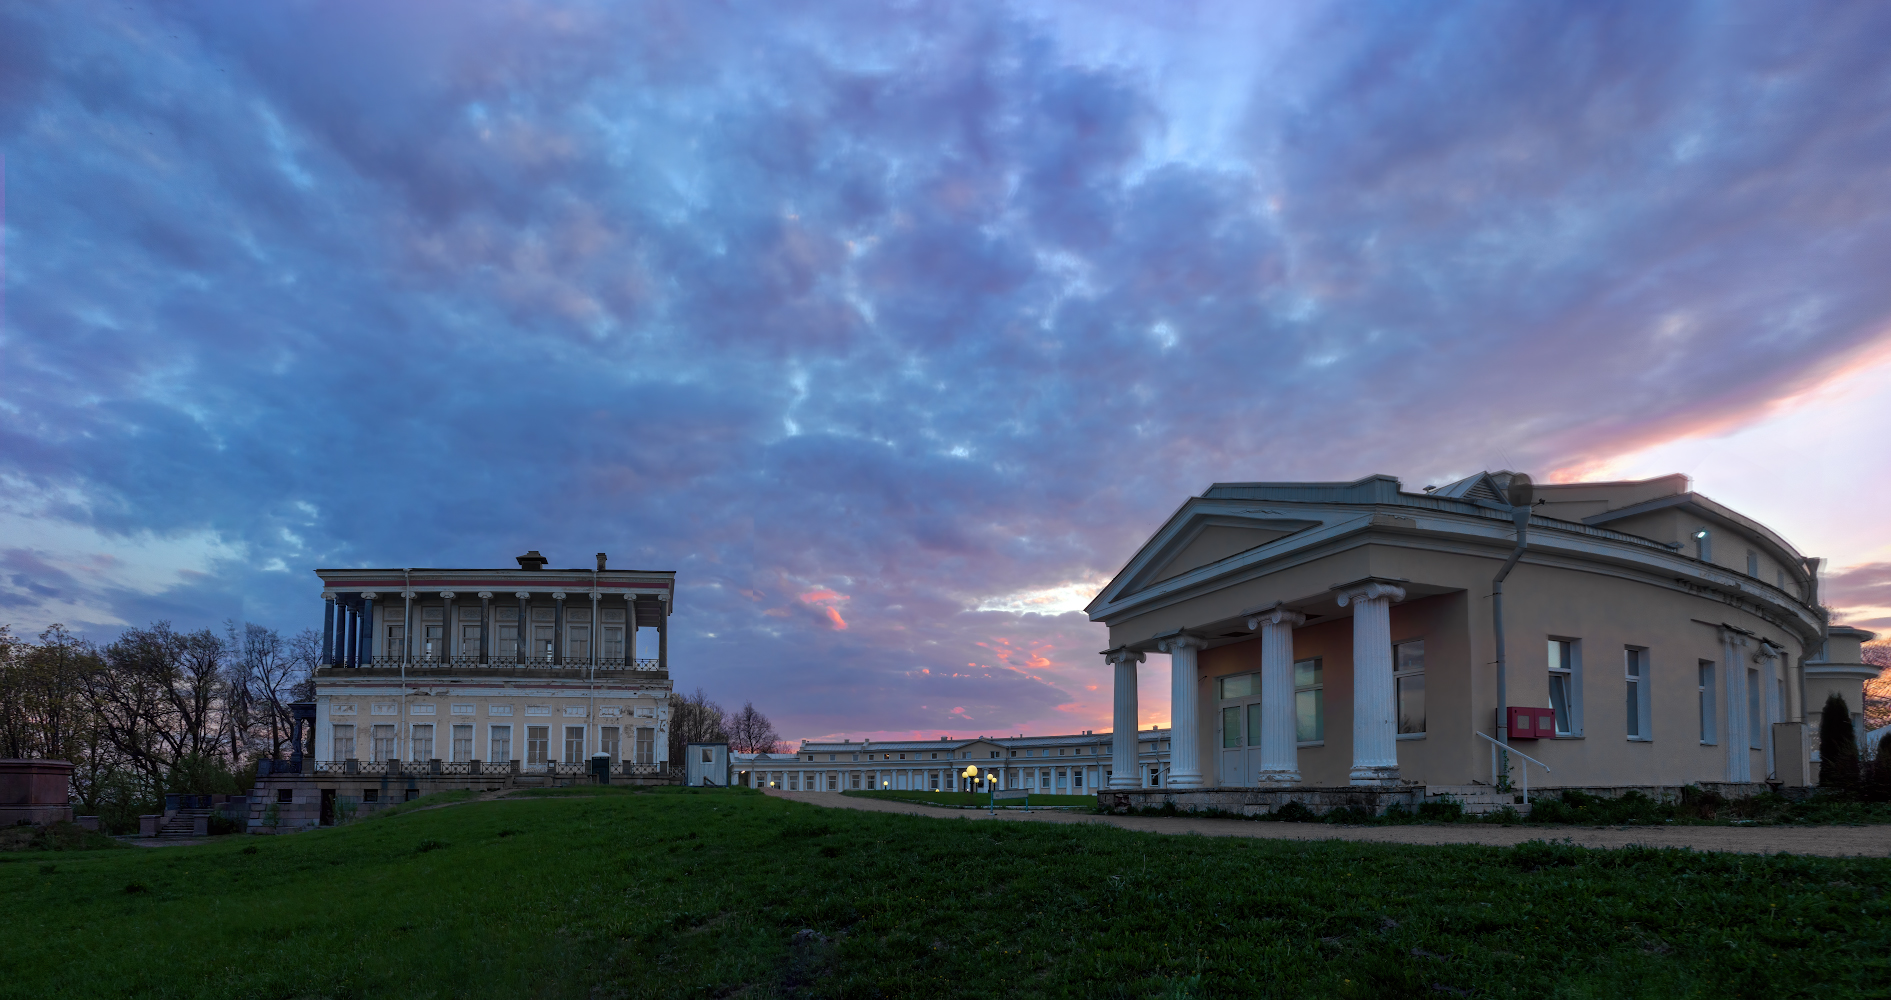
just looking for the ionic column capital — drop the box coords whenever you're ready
[401,591,417,600]
[477,591,493,600]
[1102,646,1145,665]
[514,591,531,600]
[360,592,380,601]
[321,591,336,601]
[440,591,456,600]
[1334,580,1406,606]
[1719,628,1750,648]
[1153,631,1204,654]
[552,591,567,601]
[1245,604,1307,631]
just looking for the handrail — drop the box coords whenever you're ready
[1475,731,1549,803]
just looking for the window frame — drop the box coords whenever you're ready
[1393,639,1426,736]
[1293,657,1324,745]
[1698,661,1718,745]
[1624,647,1652,742]
[1546,637,1584,737]
[489,724,512,763]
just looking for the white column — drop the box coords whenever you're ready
[1156,632,1205,788]
[1759,643,1782,780]
[1722,630,1751,782]
[1336,581,1405,786]
[1107,647,1143,789]
[1247,605,1307,783]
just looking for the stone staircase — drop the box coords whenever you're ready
[158,808,213,839]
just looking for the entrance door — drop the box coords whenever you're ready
[1220,704,1247,786]
[423,624,444,662]
[534,625,556,664]
[319,788,335,826]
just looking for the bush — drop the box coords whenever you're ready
[1819,693,1860,792]
[206,814,243,836]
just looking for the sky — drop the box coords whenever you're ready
[3,1,1889,745]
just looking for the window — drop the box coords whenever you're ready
[1394,640,1425,735]
[277,788,294,804]
[1072,770,1083,788]
[1547,639,1580,736]
[496,607,519,659]
[452,724,472,762]
[372,724,396,762]
[635,728,652,765]
[383,622,404,661]
[411,724,434,761]
[851,772,862,789]
[1221,706,1242,749]
[1694,528,1712,562]
[601,727,620,761]
[362,788,379,803]
[701,747,714,764]
[1746,550,1759,577]
[567,626,590,662]
[827,773,838,791]
[461,623,481,659]
[333,724,356,760]
[564,727,587,763]
[1624,649,1650,740]
[423,624,444,661]
[490,725,512,762]
[1294,658,1324,743]
[1148,766,1161,787]
[789,772,801,791]
[1217,673,1255,700]
[527,726,549,765]
[1698,662,1717,744]
[1747,669,1764,750]
[534,625,555,663]
[602,627,624,660]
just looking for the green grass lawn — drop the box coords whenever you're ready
[843,789,1101,808]
[3,787,1888,999]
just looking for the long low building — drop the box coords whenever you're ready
[735,729,1173,794]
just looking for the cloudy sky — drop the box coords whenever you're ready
[3,1,1889,743]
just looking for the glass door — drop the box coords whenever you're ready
[1218,672,1257,786]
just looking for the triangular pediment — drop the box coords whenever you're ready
[1101,510,1322,605]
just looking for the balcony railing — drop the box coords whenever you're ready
[341,655,662,671]
[309,759,676,778]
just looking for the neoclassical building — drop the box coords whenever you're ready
[311,551,676,773]
[1085,472,1846,805]
[736,729,1173,794]
[246,552,679,832]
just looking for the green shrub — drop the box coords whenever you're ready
[1819,692,1860,791]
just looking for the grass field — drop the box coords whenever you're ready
[3,787,1888,999]
[842,789,1101,808]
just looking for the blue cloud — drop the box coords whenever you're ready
[4,1,1890,739]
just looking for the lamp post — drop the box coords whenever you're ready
[960,764,977,799]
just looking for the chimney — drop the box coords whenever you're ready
[516,550,548,571]
[596,552,608,571]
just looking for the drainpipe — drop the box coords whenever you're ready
[1492,475,1535,756]
[402,569,411,763]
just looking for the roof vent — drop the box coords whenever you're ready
[516,550,548,570]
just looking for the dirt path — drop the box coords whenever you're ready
[766,791,1891,858]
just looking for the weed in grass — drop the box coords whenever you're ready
[240,844,258,855]
[415,838,448,853]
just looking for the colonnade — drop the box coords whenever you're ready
[319,590,666,670]
[1106,579,1406,789]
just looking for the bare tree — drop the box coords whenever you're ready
[725,701,784,754]
[666,687,729,765]
[1864,641,1891,731]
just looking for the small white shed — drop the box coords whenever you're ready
[685,743,730,787]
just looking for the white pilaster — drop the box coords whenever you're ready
[1106,647,1144,789]
[1722,629,1751,782]
[1247,605,1307,783]
[1336,580,1406,786]
[1758,643,1782,780]
[1156,632,1205,788]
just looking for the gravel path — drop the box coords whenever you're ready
[767,790,1891,858]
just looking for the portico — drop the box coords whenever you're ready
[1086,472,1836,815]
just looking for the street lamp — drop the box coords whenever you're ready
[961,764,977,797]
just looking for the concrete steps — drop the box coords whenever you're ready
[158,809,212,838]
